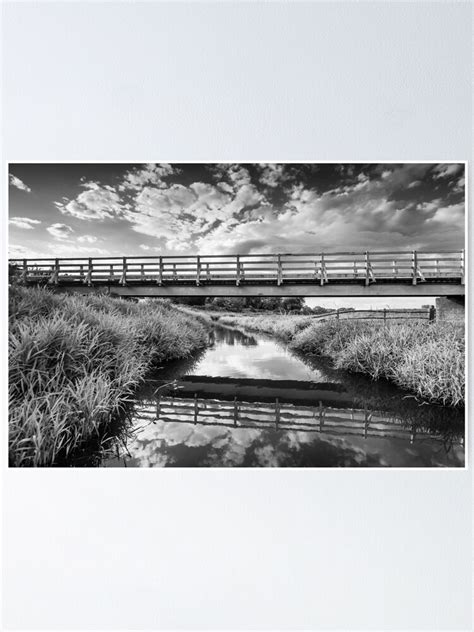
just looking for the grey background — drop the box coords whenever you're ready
[2,1,472,630]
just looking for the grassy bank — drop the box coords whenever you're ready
[215,314,464,407]
[9,287,208,466]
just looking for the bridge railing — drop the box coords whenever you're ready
[133,394,444,444]
[9,250,464,287]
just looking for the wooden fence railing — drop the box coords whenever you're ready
[9,250,464,287]
[132,394,450,445]
[312,307,435,322]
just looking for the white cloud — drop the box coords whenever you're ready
[9,217,41,230]
[47,223,74,240]
[119,163,175,191]
[432,164,463,179]
[9,174,31,193]
[56,182,125,221]
[77,235,98,243]
[259,164,285,188]
[8,244,30,258]
[196,164,463,254]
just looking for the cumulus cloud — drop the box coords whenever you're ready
[47,223,74,240]
[9,217,41,229]
[9,174,31,193]
[11,162,464,257]
[259,164,286,188]
[55,182,125,221]
[432,163,463,179]
[77,235,98,243]
[196,164,464,253]
[119,163,176,191]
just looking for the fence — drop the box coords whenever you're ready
[8,249,465,287]
[312,307,435,323]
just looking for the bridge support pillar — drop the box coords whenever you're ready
[435,296,465,322]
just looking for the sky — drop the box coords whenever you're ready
[8,162,465,261]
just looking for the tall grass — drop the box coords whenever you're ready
[217,314,315,340]
[9,288,208,466]
[214,313,464,408]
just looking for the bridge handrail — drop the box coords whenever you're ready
[9,249,465,288]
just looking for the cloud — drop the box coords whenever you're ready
[56,182,125,220]
[9,174,31,193]
[9,244,30,257]
[47,223,74,240]
[119,163,176,191]
[9,217,41,230]
[259,164,286,188]
[432,163,463,179]
[196,164,464,253]
[77,234,98,243]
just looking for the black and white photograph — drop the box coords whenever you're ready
[8,162,466,467]
[2,2,472,631]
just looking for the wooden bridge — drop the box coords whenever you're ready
[133,393,460,448]
[9,249,465,296]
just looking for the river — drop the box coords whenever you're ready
[100,324,464,468]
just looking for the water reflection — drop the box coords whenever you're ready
[103,387,464,468]
[152,325,332,382]
[97,324,464,468]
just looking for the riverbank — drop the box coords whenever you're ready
[215,314,464,407]
[9,288,209,466]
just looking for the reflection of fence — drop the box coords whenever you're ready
[312,308,435,323]
[133,395,450,445]
[9,250,464,287]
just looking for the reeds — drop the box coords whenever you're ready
[291,320,465,407]
[9,287,208,466]
[214,313,464,408]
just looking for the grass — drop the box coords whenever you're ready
[214,313,465,408]
[9,287,209,466]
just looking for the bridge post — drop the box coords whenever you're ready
[365,251,370,286]
[196,255,201,286]
[412,250,418,285]
[193,393,198,424]
[236,255,241,286]
[275,398,280,429]
[277,254,282,286]
[84,258,92,286]
[318,401,324,432]
[364,409,371,439]
[320,253,326,286]
[120,257,127,286]
[158,257,163,285]
[233,397,238,426]
[460,249,465,285]
[48,259,59,285]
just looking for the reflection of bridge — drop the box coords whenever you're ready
[135,377,464,449]
[9,249,465,296]
[135,393,452,446]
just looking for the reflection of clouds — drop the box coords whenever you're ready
[192,337,325,381]
[115,413,464,467]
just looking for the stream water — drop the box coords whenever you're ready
[101,325,464,468]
